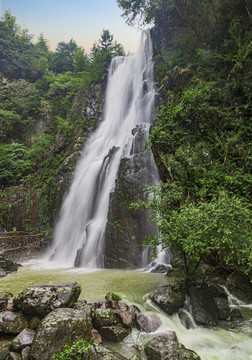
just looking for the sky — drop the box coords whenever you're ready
[1,0,139,53]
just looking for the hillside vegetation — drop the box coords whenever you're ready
[118,0,252,285]
[0,13,124,231]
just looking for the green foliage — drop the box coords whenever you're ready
[135,185,252,285]
[0,143,33,186]
[52,337,93,360]
[90,29,125,84]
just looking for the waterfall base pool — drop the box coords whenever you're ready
[1,261,252,360]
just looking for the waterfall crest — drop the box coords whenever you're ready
[49,30,156,268]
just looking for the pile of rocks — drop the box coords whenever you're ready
[0,282,200,360]
[150,283,243,328]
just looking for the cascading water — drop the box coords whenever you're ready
[49,30,159,268]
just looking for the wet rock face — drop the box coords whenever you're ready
[104,124,158,268]
[144,335,201,360]
[13,282,81,317]
[150,285,186,316]
[30,308,92,360]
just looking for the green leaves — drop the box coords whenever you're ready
[138,184,252,283]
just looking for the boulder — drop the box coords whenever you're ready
[93,308,119,329]
[0,292,13,312]
[6,353,21,360]
[136,313,161,333]
[0,269,6,278]
[99,325,131,342]
[114,309,136,328]
[10,329,35,352]
[30,308,92,360]
[21,346,30,360]
[0,311,28,334]
[189,287,219,326]
[229,309,243,320]
[0,256,21,274]
[105,292,122,302]
[150,286,185,315]
[208,284,230,320]
[0,346,9,360]
[73,300,95,318]
[13,282,81,317]
[86,343,128,360]
[144,335,201,360]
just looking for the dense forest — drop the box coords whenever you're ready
[0,12,125,232]
[1,0,252,288]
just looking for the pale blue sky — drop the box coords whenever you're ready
[1,0,139,53]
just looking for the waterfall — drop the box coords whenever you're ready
[48,30,157,268]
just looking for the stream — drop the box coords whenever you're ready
[1,261,251,360]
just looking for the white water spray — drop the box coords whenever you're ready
[48,30,157,268]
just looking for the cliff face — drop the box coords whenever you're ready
[104,125,158,268]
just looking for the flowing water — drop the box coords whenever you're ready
[49,30,156,268]
[0,263,251,360]
[1,31,251,359]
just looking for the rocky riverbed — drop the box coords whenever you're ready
[0,282,201,360]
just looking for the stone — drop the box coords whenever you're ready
[21,346,30,360]
[30,308,92,360]
[0,293,13,312]
[114,309,136,328]
[93,308,119,329]
[189,287,219,326]
[214,297,230,320]
[86,343,128,360]
[0,256,21,274]
[0,311,28,334]
[136,313,161,333]
[73,300,95,318]
[229,309,243,320]
[104,124,158,269]
[208,284,230,320]
[105,292,122,302]
[99,325,131,342]
[0,346,9,360]
[0,269,6,278]
[13,282,81,317]
[7,353,21,360]
[91,329,103,344]
[178,309,195,329]
[150,286,185,315]
[10,329,35,352]
[29,317,41,330]
[144,335,201,360]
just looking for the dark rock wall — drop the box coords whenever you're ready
[104,125,158,268]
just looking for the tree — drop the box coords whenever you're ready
[134,185,252,287]
[90,30,125,84]
[51,39,79,74]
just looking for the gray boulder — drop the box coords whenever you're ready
[150,286,185,315]
[0,346,9,360]
[93,308,119,329]
[10,329,35,352]
[6,353,21,360]
[30,308,92,360]
[13,282,81,317]
[189,287,219,326]
[136,313,161,333]
[144,335,201,360]
[0,311,28,334]
[99,325,131,342]
[0,292,13,312]
[86,343,128,360]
